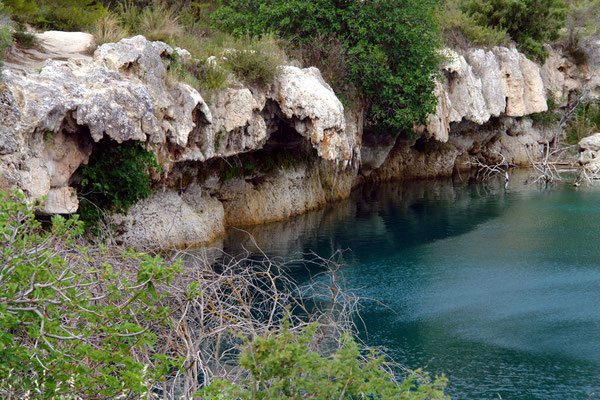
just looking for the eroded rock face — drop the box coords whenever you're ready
[111,188,225,249]
[2,34,359,217]
[1,35,212,212]
[271,67,350,161]
[426,47,547,142]
[1,31,590,248]
[217,159,356,226]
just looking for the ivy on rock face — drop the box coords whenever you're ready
[211,0,443,134]
[78,141,159,226]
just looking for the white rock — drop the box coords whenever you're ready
[42,187,78,215]
[578,133,600,170]
[270,66,349,161]
[112,190,225,248]
[1,35,211,209]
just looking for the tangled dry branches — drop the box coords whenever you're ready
[152,245,362,399]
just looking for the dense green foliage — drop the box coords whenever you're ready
[3,0,107,30]
[0,191,180,399]
[438,0,510,48]
[203,324,448,399]
[77,141,159,226]
[462,0,568,61]
[562,0,600,64]
[211,0,443,134]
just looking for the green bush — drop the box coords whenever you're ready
[529,96,561,128]
[438,0,509,48]
[202,323,448,399]
[211,0,443,134]
[462,0,568,61]
[4,0,107,31]
[562,0,600,64]
[0,23,14,64]
[77,141,159,226]
[2,0,36,18]
[222,34,287,86]
[0,191,180,399]
[287,34,358,108]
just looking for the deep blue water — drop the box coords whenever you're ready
[224,172,600,399]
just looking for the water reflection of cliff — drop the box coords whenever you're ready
[224,172,522,263]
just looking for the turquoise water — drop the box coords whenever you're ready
[224,172,600,399]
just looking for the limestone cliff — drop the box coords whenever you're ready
[1,33,595,248]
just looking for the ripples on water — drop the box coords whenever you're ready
[223,170,600,399]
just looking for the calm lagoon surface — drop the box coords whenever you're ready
[224,171,600,399]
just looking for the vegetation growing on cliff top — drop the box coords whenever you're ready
[3,0,107,31]
[211,0,443,134]
[439,0,569,62]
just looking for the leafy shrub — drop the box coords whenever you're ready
[38,0,107,31]
[285,33,359,107]
[530,96,561,128]
[202,323,448,399]
[77,141,159,226]
[4,0,107,31]
[0,191,180,399]
[13,29,36,47]
[562,0,600,64]
[462,0,568,61]
[438,0,509,48]
[1,0,36,18]
[222,34,287,86]
[211,0,443,134]
[0,10,15,66]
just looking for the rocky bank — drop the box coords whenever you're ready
[1,33,598,248]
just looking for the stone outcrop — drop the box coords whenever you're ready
[179,66,359,166]
[4,31,95,73]
[111,187,225,248]
[1,34,358,219]
[577,133,600,170]
[425,47,547,144]
[1,32,593,248]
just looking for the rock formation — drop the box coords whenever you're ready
[1,33,595,248]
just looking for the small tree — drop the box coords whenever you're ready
[77,141,159,227]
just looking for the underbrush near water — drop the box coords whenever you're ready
[0,190,448,399]
[76,141,160,230]
[565,97,600,144]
